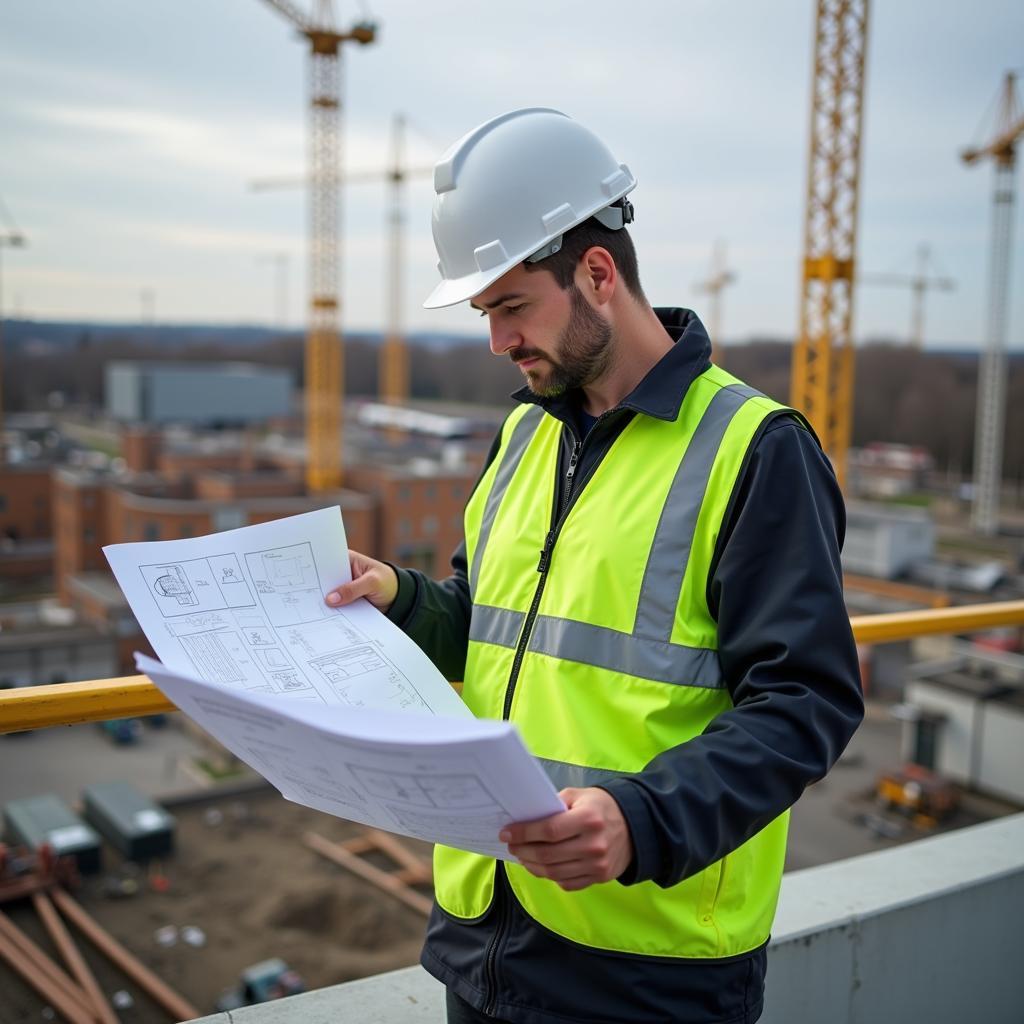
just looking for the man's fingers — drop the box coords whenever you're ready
[508,837,609,870]
[325,552,398,611]
[500,794,601,846]
[326,577,371,606]
[501,815,578,847]
[514,855,606,888]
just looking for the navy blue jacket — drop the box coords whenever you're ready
[387,309,864,1024]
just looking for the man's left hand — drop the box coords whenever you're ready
[499,787,633,892]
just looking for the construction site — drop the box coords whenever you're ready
[0,1,1023,1022]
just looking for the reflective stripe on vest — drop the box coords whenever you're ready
[437,366,800,959]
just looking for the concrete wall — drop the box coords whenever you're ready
[186,813,1024,1024]
[978,701,1024,804]
[903,679,978,780]
[904,679,1024,803]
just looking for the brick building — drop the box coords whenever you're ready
[0,464,53,583]
[5,400,502,685]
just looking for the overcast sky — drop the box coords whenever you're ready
[1,0,1022,349]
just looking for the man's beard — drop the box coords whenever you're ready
[515,285,613,397]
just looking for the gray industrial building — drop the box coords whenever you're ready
[105,361,292,426]
[841,503,935,579]
[900,650,1024,805]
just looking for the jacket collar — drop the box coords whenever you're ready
[511,307,712,424]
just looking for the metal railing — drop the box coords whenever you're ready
[1,600,1023,735]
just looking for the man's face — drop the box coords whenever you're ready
[470,263,613,397]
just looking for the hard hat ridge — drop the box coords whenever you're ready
[423,108,637,309]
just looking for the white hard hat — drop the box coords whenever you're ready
[423,108,636,309]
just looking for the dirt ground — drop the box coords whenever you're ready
[1,786,432,1023]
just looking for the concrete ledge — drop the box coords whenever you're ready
[762,812,1024,1022]
[188,813,1024,1024]
[188,966,444,1024]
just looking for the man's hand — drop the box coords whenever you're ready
[325,550,399,613]
[500,787,633,892]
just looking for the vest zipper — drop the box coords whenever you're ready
[486,433,581,1015]
[482,863,509,1017]
[485,417,614,1013]
[501,434,582,720]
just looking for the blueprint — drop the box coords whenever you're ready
[137,654,564,859]
[104,507,469,719]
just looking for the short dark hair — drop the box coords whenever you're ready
[524,216,646,302]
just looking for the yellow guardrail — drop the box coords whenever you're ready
[1,601,1022,735]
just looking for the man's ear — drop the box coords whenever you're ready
[577,246,617,307]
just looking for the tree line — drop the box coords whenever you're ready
[5,330,1022,481]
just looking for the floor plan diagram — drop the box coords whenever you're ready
[105,508,471,718]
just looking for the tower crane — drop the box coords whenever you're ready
[258,0,377,492]
[790,0,871,492]
[0,195,27,451]
[694,240,735,366]
[251,113,431,415]
[858,244,955,349]
[961,71,1024,536]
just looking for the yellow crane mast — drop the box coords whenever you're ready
[961,72,1024,536]
[790,0,871,491]
[250,112,431,420]
[259,0,376,492]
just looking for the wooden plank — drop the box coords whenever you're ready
[33,891,118,1024]
[0,874,50,905]
[304,831,433,916]
[0,927,95,1024]
[50,888,201,1023]
[362,829,433,881]
[0,909,91,1012]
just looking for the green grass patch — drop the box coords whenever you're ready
[879,493,933,508]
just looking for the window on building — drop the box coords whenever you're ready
[398,518,412,538]
[84,527,95,543]
[451,483,464,500]
[34,496,45,509]
[398,545,435,574]
[144,522,160,541]
[180,524,194,538]
[423,515,438,536]
[398,485,411,502]
[213,507,246,532]
[425,483,437,502]
[0,495,6,513]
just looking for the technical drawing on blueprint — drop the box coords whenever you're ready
[138,653,562,858]
[104,507,469,718]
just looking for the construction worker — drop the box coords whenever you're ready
[326,108,863,1024]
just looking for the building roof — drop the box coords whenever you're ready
[67,572,130,610]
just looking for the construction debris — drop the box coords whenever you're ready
[0,842,200,1022]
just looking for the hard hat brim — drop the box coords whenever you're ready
[422,266,510,310]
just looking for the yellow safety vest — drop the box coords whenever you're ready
[436,364,798,959]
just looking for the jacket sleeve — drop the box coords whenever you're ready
[599,416,865,888]
[383,425,505,682]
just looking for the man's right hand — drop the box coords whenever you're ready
[325,550,399,613]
